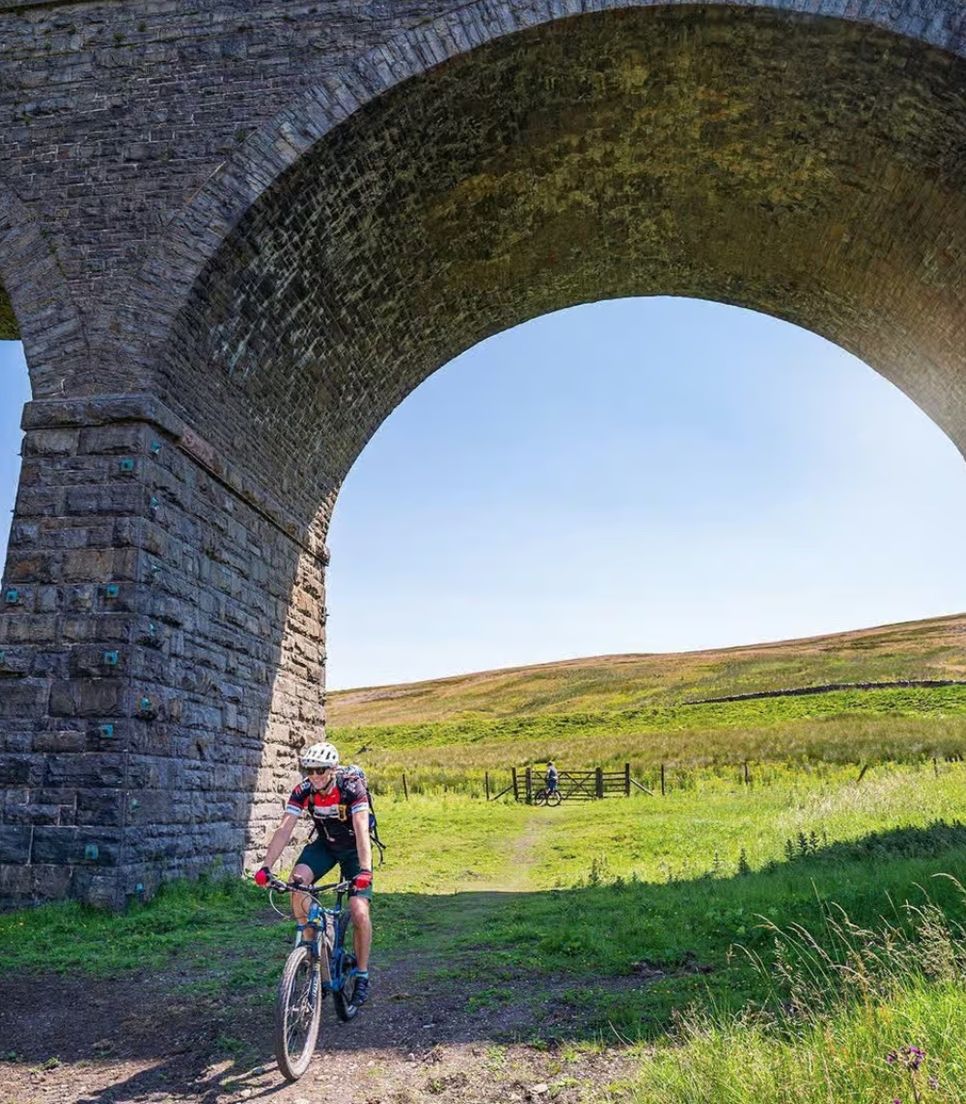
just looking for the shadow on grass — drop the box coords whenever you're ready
[1,822,964,1103]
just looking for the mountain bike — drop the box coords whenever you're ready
[266,874,363,1080]
[534,787,562,807]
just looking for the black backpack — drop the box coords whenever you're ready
[335,764,386,866]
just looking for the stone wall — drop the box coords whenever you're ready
[1,0,964,906]
[1,395,328,907]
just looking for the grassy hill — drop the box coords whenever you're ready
[328,614,966,781]
[329,612,966,726]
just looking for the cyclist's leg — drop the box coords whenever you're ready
[292,838,338,935]
[337,850,372,973]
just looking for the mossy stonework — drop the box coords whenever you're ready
[0,1,964,907]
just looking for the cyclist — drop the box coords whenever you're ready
[254,741,373,1004]
[545,761,559,796]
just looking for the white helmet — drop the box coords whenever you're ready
[300,741,339,770]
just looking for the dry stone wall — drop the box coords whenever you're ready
[0,0,964,906]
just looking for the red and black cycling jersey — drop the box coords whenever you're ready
[285,771,370,852]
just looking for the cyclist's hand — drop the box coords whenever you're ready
[254,866,271,888]
[353,869,373,891]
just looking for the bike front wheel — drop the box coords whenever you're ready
[274,944,322,1081]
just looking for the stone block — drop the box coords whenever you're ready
[62,547,139,583]
[0,614,58,644]
[32,826,121,866]
[5,551,57,583]
[68,645,128,678]
[0,825,32,863]
[4,801,61,826]
[79,424,147,455]
[0,680,49,719]
[33,729,87,753]
[49,678,123,716]
[45,753,124,788]
[76,788,125,827]
[21,428,79,457]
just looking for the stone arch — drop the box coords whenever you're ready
[0,190,89,398]
[123,2,966,408]
[4,0,965,909]
[136,1,966,522]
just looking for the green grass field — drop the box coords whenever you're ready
[3,761,965,1100]
[4,615,964,1099]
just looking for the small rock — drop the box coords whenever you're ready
[406,1053,417,1062]
[530,1085,549,1096]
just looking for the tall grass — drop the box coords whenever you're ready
[626,882,966,1102]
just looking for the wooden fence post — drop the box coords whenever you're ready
[485,771,491,800]
[512,767,519,803]
[402,773,409,800]
[525,767,533,804]
[660,762,666,796]
[624,763,631,796]
[595,766,604,799]
[744,761,750,786]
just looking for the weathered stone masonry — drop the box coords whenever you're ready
[1,1,964,906]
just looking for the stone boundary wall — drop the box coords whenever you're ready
[685,680,966,706]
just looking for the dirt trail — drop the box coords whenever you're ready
[1,811,646,1104]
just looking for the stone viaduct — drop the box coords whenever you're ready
[0,0,964,908]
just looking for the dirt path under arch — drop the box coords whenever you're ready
[1,814,649,1104]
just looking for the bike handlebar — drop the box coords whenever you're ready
[265,873,354,898]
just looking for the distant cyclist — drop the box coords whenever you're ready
[254,741,373,1004]
[545,762,559,796]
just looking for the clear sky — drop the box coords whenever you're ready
[2,296,965,690]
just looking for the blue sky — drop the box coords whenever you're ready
[2,296,965,689]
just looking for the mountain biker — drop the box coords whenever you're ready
[253,741,373,1005]
[545,762,559,795]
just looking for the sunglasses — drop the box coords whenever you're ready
[306,767,334,776]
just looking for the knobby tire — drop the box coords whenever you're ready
[274,943,322,1081]
[334,952,360,1022]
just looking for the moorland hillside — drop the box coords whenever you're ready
[329,612,966,727]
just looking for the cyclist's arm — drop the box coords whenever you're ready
[262,812,299,870]
[351,807,372,872]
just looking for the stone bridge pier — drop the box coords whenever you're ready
[1,0,964,907]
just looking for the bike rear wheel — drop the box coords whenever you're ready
[546,790,562,806]
[274,944,322,1080]
[334,952,360,1022]
[533,789,548,806]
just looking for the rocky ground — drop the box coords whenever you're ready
[0,950,649,1104]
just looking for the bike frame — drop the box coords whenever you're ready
[269,875,356,994]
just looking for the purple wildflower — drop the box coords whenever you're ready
[901,1045,925,1072]
[886,1051,898,1065]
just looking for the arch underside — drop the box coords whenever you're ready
[166,5,966,524]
